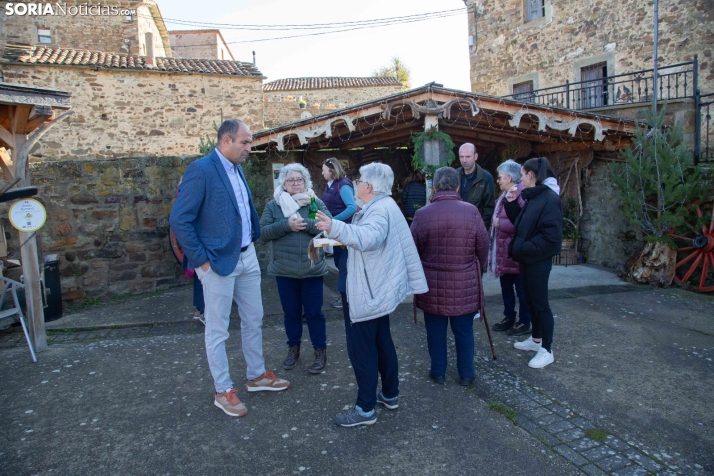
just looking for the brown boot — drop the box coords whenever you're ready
[309,348,327,374]
[283,345,300,370]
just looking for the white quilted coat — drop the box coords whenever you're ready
[328,194,428,322]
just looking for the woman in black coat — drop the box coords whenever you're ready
[504,157,563,369]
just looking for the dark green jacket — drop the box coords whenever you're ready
[259,198,332,278]
[456,165,495,229]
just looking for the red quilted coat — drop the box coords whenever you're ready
[410,191,490,317]
[490,183,526,276]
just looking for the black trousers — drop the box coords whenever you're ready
[341,292,399,412]
[519,258,554,351]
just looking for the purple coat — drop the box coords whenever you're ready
[489,183,525,276]
[411,191,490,317]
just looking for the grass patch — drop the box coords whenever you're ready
[584,428,609,443]
[48,327,79,333]
[489,402,516,424]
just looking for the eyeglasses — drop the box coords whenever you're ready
[285,178,305,184]
[324,159,335,169]
[355,179,370,187]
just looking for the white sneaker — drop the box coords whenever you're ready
[528,347,554,369]
[193,310,205,325]
[514,337,542,352]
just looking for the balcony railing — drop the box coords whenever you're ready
[503,60,697,110]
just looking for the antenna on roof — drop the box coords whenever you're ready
[252,51,256,65]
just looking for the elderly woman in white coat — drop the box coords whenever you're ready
[316,163,428,428]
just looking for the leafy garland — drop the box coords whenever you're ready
[410,126,456,175]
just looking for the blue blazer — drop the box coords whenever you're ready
[169,150,261,276]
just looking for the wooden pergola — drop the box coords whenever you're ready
[0,82,72,354]
[253,83,636,159]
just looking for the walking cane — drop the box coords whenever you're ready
[476,258,497,360]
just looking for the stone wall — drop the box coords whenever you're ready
[0,154,274,301]
[263,85,403,129]
[465,0,714,97]
[169,32,231,60]
[580,158,639,268]
[0,64,264,160]
[0,0,168,57]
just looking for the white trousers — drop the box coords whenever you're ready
[195,244,265,393]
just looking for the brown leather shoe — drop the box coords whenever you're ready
[214,389,247,417]
[245,371,290,392]
[309,348,327,374]
[283,345,300,370]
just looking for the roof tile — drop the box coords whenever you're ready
[264,76,402,91]
[1,44,263,78]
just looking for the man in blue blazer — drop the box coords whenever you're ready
[170,119,290,418]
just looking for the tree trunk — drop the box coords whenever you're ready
[622,241,676,287]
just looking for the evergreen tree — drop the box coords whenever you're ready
[610,106,703,238]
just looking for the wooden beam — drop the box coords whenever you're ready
[0,124,14,150]
[11,106,30,137]
[25,106,54,134]
[0,148,14,181]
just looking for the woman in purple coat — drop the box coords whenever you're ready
[411,167,489,386]
[488,159,532,336]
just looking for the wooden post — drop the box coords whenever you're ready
[19,231,46,352]
[424,114,440,203]
[13,109,48,353]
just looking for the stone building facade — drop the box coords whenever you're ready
[464,0,713,98]
[0,0,171,57]
[263,77,403,128]
[169,30,234,60]
[0,44,264,160]
[0,40,264,301]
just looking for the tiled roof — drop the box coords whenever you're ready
[0,44,263,78]
[264,76,402,91]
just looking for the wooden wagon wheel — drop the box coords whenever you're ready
[668,201,714,293]
[168,226,184,265]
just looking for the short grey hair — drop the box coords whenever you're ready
[278,162,313,190]
[497,159,522,184]
[433,167,459,191]
[359,163,393,195]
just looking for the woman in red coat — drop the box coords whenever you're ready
[410,167,490,386]
[488,159,532,336]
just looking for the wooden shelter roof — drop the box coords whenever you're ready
[252,83,636,156]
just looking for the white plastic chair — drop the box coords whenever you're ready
[0,277,37,362]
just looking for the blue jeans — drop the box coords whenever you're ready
[341,292,399,413]
[193,275,205,313]
[333,246,348,293]
[424,312,475,380]
[276,276,326,349]
[499,273,531,327]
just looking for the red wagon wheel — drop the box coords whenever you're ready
[669,201,714,293]
[169,226,184,265]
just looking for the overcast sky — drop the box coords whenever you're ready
[158,0,471,91]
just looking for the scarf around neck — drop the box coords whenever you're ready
[273,186,314,217]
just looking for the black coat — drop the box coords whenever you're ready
[401,181,427,219]
[505,184,563,264]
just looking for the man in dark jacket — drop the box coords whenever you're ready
[456,143,495,229]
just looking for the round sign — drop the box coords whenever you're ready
[9,198,47,232]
